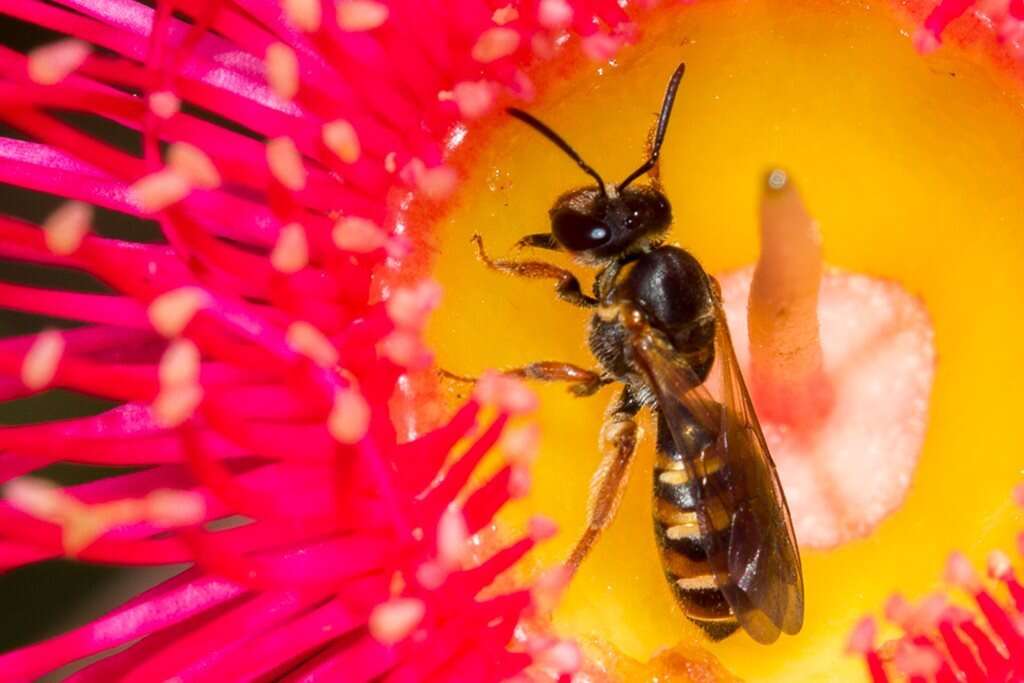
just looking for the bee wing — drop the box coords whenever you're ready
[710,292,804,641]
[625,298,804,644]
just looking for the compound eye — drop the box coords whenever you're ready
[551,209,611,252]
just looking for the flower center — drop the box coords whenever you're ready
[428,0,1024,680]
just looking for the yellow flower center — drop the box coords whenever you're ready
[428,0,1024,679]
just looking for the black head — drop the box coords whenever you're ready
[508,62,685,264]
[548,185,671,262]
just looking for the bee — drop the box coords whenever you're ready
[471,63,804,643]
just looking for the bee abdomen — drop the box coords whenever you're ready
[653,463,740,640]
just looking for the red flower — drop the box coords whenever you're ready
[0,1,638,679]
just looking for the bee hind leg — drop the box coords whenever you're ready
[566,388,642,573]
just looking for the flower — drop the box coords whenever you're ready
[4,0,1024,681]
[0,0,638,679]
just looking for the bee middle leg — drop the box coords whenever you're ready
[472,234,597,309]
[567,388,642,572]
[440,361,609,397]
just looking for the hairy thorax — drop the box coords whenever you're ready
[588,245,718,406]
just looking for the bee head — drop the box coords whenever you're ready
[507,62,686,265]
[549,185,672,262]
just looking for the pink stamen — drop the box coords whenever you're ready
[129,168,192,213]
[147,287,210,338]
[988,549,1013,580]
[322,119,362,164]
[493,6,520,25]
[151,383,203,428]
[378,329,431,368]
[450,80,498,119]
[386,280,442,330]
[5,477,65,521]
[400,158,459,200]
[158,339,200,389]
[474,372,538,415]
[285,321,339,367]
[282,0,323,32]
[328,387,371,444]
[27,38,91,86]
[266,136,307,192]
[143,489,206,527]
[581,33,624,61]
[332,215,388,253]
[528,515,558,541]
[532,565,572,614]
[437,505,470,568]
[42,200,91,255]
[369,598,425,645]
[166,142,221,190]
[336,1,390,32]
[472,28,520,63]
[996,551,1024,611]
[893,641,941,678]
[20,330,65,391]
[945,552,982,592]
[270,222,309,274]
[148,90,180,119]
[500,423,541,465]
[533,640,582,675]
[265,42,300,102]
[538,0,574,29]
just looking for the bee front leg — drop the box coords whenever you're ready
[472,234,598,309]
[514,233,559,251]
[440,362,610,397]
[567,389,642,572]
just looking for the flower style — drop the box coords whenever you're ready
[0,0,639,680]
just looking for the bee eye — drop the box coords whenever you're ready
[551,210,611,251]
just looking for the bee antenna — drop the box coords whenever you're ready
[506,107,607,195]
[618,62,686,192]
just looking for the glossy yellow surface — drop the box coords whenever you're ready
[427,1,1024,680]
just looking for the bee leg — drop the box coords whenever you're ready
[567,389,642,572]
[506,362,609,396]
[514,233,559,251]
[472,234,598,309]
[439,362,609,397]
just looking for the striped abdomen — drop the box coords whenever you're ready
[652,412,740,640]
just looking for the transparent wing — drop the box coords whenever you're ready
[710,290,804,641]
[624,298,804,644]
